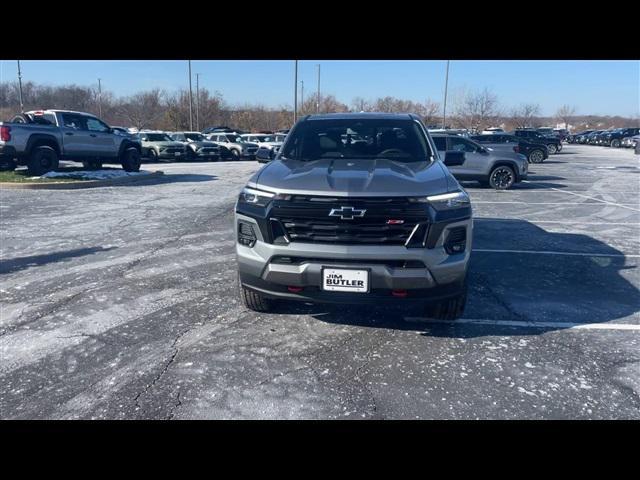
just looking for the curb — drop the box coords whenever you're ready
[0,171,165,190]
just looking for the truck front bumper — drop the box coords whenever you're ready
[235,213,472,305]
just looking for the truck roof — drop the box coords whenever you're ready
[26,109,96,116]
[304,112,418,121]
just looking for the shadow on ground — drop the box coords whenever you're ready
[0,246,116,274]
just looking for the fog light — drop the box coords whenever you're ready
[444,227,466,255]
[238,221,257,247]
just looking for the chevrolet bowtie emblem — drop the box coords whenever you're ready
[328,206,366,220]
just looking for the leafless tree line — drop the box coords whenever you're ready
[1,81,636,133]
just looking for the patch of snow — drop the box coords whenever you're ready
[39,170,155,180]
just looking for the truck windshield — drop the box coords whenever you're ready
[281,118,432,162]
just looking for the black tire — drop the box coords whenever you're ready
[0,158,17,171]
[547,143,558,154]
[488,165,516,190]
[121,147,141,172]
[82,160,103,170]
[239,277,273,312]
[231,149,241,160]
[10,113,31,123]
[611,139,621,148]
[424,284,467,321]
[529,149,545,163]
[27,146,59,176]
[147,148,158,162]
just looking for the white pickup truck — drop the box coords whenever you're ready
[0,109,142,175]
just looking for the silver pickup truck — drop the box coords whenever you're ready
[0,109,142,175]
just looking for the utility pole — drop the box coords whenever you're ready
[98,78,102,118]
[293,60,298,124]
[195,73,201,131]
[316,64,321,114]
[17,60,24,113]
[442,60,450,129]
[300,80,304,113]
[188,60,194,131]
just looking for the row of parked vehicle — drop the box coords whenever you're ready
[131,127,289,163]
[566,127,640,148]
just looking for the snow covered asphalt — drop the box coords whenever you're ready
[1,145,638,419]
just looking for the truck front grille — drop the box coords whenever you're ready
[270,196,428,246]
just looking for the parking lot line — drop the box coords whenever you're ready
[404,317,640,331]
[521,182,640,212]
[472,248,640,258]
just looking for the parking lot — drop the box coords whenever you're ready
[1,144,638,419]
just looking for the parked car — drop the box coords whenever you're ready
[603,127,640,148]
[207,132,259,160]
[432,134,527,190]
[429,128,470,137]
[236,112,471,319]
[138,131,186,161]
[567,130,594,144]
[511,129,562,154]
[582,130,604,144]
[0,109,142,174]
[169,131,221,161]
[621,134,639,148]
[240,133,285,158]
[202,126,234,135]
[470,133,549,164]
[481,127,504,135]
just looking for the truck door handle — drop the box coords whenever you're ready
[65,132,74,136]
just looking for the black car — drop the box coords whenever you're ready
[568,130,594,144]
[470,134,549,163]
[603,127,640,148]
[582,130,604,144]
[511,129,563,154]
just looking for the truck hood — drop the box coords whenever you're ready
[251,158,451,197]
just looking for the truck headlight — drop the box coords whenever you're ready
[409,191,470,211]
[238,187,291,207]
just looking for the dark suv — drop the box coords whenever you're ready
[603,127,640,148]
[511,129,562,154]
[470,133,549,163]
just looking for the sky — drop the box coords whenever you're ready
[0,60,638,117]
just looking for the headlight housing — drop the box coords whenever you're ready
[238,187,291,207]
[409,191,470,211]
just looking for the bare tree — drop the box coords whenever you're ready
[454,88,500,133]
[117,89,165,130]
[509,103,541,129]
[556,105,576,130]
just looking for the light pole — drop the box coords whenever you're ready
[293,60,298,124]
[98,78,102,118]
[300,80,304,114]
[316,64,321,114]
[17,60,24,113]
[442,60,450,129]
[188,60,194,131]
[195,73,201,131]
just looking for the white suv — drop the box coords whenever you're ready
[206,132,259,160]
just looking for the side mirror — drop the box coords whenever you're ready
[443,151,465,166]
[256,149,272,161]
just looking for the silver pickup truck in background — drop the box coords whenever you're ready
[0,110,142,175]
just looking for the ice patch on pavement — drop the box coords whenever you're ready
[37,170,156,180]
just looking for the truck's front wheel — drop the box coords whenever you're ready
[239,275,273,312]
[121,148,141,172]
[28,146,59,176]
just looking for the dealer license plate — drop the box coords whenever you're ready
[322,268,369,293]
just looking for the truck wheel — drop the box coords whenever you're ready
[28,146,59,176]
[489,165,515,190]
[0,159,17,171]
[239,275,273,312]
[147,149,158,162]
[611,139,621,148]
[547,144,558,154]
[424,285,467,321]
[231,149,241,160]
[121,148,141,172]
[529,149,544,163]
[82,160,103,170]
